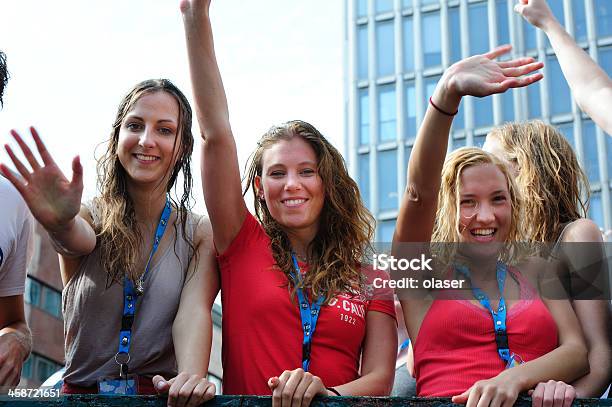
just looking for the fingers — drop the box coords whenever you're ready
[29,127,56,167]
[499,72,543,91]
[268,376,280,391]
[185,379,216,407]
[4,144,32,182]
[499,57,535,68]
[542,380,556,407]
[301,377,325,407]
[0,163,27,197]
[484,44,513,59]
[531,382,545,407]
[70,155,83,190]
[291,373,313,407]
[562,385,575,407]
[552,382,567,407]
[451,388,471,405]
[272,370,293,407]
[11,129,41,172]
[153,375,171,394]
[167,373,191,407]
[514,3,527,16]
[281,369,303,407]
[502,61,544,77]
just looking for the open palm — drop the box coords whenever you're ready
[0,127,83,233]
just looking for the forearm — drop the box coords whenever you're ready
[0,321,32,362]
[173,312,212,376]
[48,216,96,258]
[182,5,232,141]
[572,342,611,397]
[333,370,393,396]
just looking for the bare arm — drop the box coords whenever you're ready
[181,0,247,253]
[515,0,612,134]
[0,295,31,387]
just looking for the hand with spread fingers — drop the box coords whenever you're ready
[0,127,83,234]
[153,373,216,407]
[529,380,576,407]
[268,368,329,407]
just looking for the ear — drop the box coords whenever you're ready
[254,175,264,200]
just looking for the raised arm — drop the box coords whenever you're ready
[515,0,612,134]
[180,0,247,253]
[1,127,96,284]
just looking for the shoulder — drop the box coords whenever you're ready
[562,218,603,243]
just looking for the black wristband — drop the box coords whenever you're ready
[326,387,341,396]
[429,96,459,116]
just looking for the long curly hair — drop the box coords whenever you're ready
[244,120,375,302]
[94,79,195,285]
[0,50,9,108]
[432,148,524,263]
[488,121,589,243]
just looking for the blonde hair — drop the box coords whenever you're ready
[244,120,375,302]
[488,121,589,243]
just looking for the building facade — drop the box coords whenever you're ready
[343,0,612,241]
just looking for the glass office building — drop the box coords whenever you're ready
[343,0,612,241]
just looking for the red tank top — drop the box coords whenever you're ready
[413,268,558,397]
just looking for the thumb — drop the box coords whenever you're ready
[451,388,470,404]
[70,155,83,190]
[268,376,279,390]
[514,3,526,15]
[153,375,171,394]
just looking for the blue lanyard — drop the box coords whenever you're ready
[455,262,512,363]
[291,254,324,372]
[115,197,172,377]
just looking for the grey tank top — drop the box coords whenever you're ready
[62,208,198,387]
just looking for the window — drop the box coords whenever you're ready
[523,20,537,50]
[36,357,58,384]
[473,134,487,148]
[378,84,397,142]
[403,16,415,72]
[469,3,489,55]
[378,219,397,242]
[376,0,394,14]
[453,137,467,149]
[43,286,62,319]
[557,122,575,149]
[582,121,600,183]
[425,75,440,100]
[357,0,368,18]
[378,149,398,211]
[453,102,465,131]
[377,20,395,77]
[589,191,604,229]
[600,47,612,76]
[548,56,572,115]
[496,0,510,46]
[405,81,417,138]
[546,1,565,48]
[422,12,442,67]
[403,0,413,8]
[359,154,370,209]
[473,96,494,128]
[527,82,541,119]
[25,278,41,307]
[594,0,612,38]
[421,0,439,5]
[449,7,462,63]
[22,356,33,379]
[357,25,369,81]
[502,89,514,123]
[359,88,370,145]
[572,0,587,42]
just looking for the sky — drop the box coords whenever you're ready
[0,0,346,215]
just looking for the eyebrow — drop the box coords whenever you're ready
[124,115,177,125]
[460,190,507,198]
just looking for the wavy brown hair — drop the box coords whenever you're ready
[488,121,589,243]
[244,120,375,302]
[94,79,195,285]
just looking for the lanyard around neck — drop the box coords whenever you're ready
[291,254,324,372]
[455,261,512,363]
[115,197,172,378]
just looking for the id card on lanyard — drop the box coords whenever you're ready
[455,262,523,369]
[97,197,172,395]
[290,254,324,372]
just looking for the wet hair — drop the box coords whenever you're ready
[94,79,194,285]
[0,51,9,108]
[488,121,589,242]
[432,147,524,244]
[244,120,375,302]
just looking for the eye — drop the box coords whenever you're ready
[460,199,476,207]
[269,170,285,178]
[159,127,174,135]
[126,122,143,131]
[493,195,507,203]
[300,168,316,176]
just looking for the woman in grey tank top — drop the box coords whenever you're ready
[1,79,219,405]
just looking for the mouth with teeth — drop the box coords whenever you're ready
[282,198,308,207]
[133,153,160,163]
[470,228,496,241]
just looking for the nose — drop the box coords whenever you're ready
[475,202,495,224]
[138,126,155,149]
[284,171,302,191]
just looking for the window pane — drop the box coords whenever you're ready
[357,0,368,18]
[548,56,572,115]
[403,0,413,8]
[594,0,612,38]
[527,82,541,119]
[469,3,489,55]
[425,75,440,100]
[359,88,370,145]
[22,356,32,379]
[449,7,462,63]
[378,149,398,211]
[473,96,494,128]
[43,287,62,318]
[403,16,415,71]
[496,0,510,46]
[600,47,612,77]
[405,81,417,138]
[502,89,514,122]
[421,0,439,5]
[453,137,467,149]
[359,153,370,209]
[453,103,465,130]
[422,12,441,67]
[573,0,587,42]
[376,0,394,13]
[358,25,369,80]
[378,219,396,242]
[523,20,537,50]
[26,278,41,307]
[473,134,487,148]
[582,121,600,183]
[557,122,575,149]
[378,84,397,142]
[377,20,395,77]
[589,191,604,229]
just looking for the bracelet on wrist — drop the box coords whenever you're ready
[429,96,459,116]
[326,387,341,396]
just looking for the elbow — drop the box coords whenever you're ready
[573,343,590,378]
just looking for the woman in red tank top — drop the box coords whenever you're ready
[393,45,589,407]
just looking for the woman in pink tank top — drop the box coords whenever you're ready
[392,45,589,407]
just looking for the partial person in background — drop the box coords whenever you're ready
[0,49,34,389]
[515,0,612,134]
[181,1,397,406]
[1,79,218,406]
[391,299,416,397]
[484,121,612,399]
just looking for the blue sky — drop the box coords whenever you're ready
[0,0,345,214]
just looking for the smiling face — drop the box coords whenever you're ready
[255,136,325,238]
[117,91,181,188]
